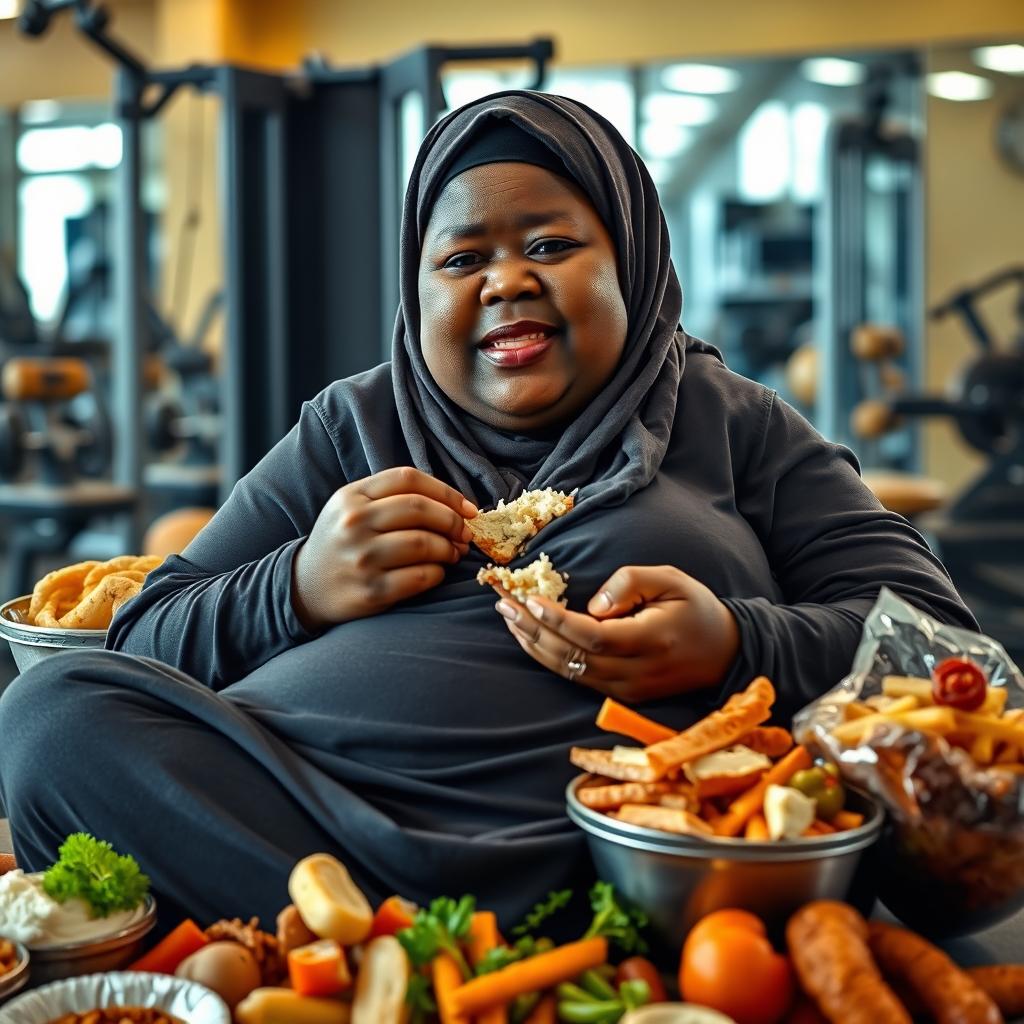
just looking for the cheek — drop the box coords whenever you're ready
[559,259,628,370]
[418,276,474,385]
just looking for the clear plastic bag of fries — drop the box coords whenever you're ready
[793,587,1024,936]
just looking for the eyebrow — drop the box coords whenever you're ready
[435,209,576,243]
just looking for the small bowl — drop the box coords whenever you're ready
[24,895,157,986]
[566,774,883,953]
[0,939,30,1005]
[0,597,107,675]
[0,970,230,1023]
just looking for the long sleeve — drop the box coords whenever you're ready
[106,397,347,689]
[721,390,977,712]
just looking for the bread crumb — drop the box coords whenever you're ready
[477,552,569,604]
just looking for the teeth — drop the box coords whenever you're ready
[487,332,549,349]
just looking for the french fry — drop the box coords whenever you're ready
[831,707,957,746]
[982,688,1009,716]
[995,743,1020,765]
[658,792,696,811]
[969,733,996,765]
[737,726,793,758]
[844,701,876,720]
[881,676,933,701]
[953,710,1024,749]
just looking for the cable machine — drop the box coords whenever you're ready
[16,0,552,549]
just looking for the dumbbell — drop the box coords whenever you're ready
[849,324,908,440]
[0,357,113,481]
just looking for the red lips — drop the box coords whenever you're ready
[478,320,558,369]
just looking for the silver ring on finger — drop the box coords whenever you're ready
[566,647,588,681]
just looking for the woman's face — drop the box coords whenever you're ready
[418,162,628,433]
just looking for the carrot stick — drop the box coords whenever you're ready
[523,994,557,1024]
[832,810,865,831]
[450,937,608,1016]
[467,912,508,1024]
[288,939,351,996]
[803,819,836,836]
[744,812,770,840]
[596,698,675,745]
[713,745,813,837]
[128,918,209,974]
[434,952,471,1024]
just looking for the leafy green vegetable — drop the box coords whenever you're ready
[404,971,436,1024]
[474,934,553,976]
[42,833,149,918]
[511,888,573,936]
[582,881,648,954]
[396,894,476,980]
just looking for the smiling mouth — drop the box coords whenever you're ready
[478,331,557,368]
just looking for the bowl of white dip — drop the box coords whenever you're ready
[0,871,155,984]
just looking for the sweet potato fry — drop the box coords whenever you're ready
[576,781,671,810]
[737,726,793,758]
[644,677,775,775]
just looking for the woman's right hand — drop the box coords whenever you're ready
[291,466,477,631]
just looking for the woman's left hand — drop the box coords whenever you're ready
[493,565,741,702]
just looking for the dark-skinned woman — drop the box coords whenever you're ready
[0,92,975,930]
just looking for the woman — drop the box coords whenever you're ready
[0,92,974,929]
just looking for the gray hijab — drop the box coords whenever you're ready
[391,90,688,517]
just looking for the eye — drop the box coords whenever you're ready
[527,238,580,258]
[441,251,481,270]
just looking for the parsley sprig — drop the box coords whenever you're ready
[511,888,573,937]
[42,832,150,918]
[397,894,476,980]
[582,881,649,954]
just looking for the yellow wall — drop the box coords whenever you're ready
[306,0,1024,66]
[923,46,1024,489]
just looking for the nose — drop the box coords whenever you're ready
[480,255,543,305]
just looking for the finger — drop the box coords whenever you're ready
[365,530,462,569]
[363,493,473,543]
[587,564,690,618]
[504,619,646,692]
[497,594,646,656]
[369,563,447,607]
[359,466,477,518]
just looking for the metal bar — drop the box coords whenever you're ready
[111,65,145,550]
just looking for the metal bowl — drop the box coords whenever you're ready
[567,773,883,952]
[0,940,30,1005]
[0,597,107,675]
[23,895,157,986]
[0,971,230,1023]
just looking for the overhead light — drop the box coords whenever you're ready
[0,0,19,20]
[926,70,994,102]
[800,57,867,87]
[20,99,63,124]
[739,101,790,201]
[642,92,717,127]
[640,121,693,159]
[17,123,122,173]
[660,63,740,95]
[972,44,1024,75]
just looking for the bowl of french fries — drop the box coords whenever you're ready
[794,587,1024,938]
[565,678,884,954]
[0,556,162,674]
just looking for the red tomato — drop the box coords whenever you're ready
[680,909,794,1024]
[932,658,987,711]
[615,956,668,1003]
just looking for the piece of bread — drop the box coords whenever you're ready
[477,552,568,605]
[466,488,575,564]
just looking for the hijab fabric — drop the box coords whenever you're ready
[390,90,687,518]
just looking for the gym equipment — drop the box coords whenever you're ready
[854,266,1024,658]
[19,0,553,532]
[0,358,113,484]
[818,58,923,472]
[0,355,135,598]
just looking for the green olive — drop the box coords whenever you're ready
[815,780,846,821]
[787,767,827,797]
